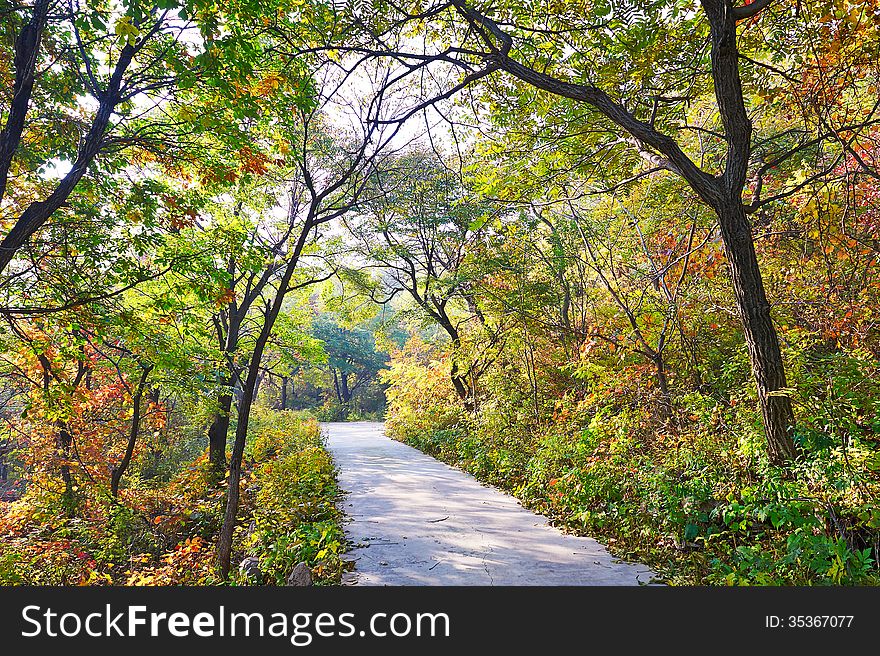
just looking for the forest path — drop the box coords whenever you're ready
[324,421,656,585]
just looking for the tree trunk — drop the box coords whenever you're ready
[449,360,470,405]
[438,316,474,410]
[340,371,351,403]
[216,385,253,579]
[217,221,310,578]
[210,296,242,477]
[0,0,49,204]
[715,200,797,464]
[207,390,232,478]
[111,365,152,497]
[280,376,288,410]
[653,355,672,421]
[332,368,343,403]
[56,423,75,515]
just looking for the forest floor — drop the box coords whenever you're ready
[324,421,657,585]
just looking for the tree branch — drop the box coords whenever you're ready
[732,0,774,22]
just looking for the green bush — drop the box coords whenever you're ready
[239,412,347,585]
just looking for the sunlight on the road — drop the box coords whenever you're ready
[324,422,655,586]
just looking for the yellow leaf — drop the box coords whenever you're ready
[114,16,139,46]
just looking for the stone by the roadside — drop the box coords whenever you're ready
[286,562,313,586]
[239,556,262,582]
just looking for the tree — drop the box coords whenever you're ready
[213,57,413,578]
[350,150,502,408]
[0,1,190,273]
[338,0,880,462]
[311,312,387,406]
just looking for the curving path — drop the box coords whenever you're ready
[324,421,656,586]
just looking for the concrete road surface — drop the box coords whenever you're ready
[324,422,657,586]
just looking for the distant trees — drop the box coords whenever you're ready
[350,151,503,409]
[311,312,388,406]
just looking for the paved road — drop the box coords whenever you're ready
[324,422,656,585]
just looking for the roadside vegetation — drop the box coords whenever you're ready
[0,410,346,585]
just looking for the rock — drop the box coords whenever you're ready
[286,562,313,586]
[239,556,262,582]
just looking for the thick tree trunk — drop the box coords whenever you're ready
[340,371,351,404]
[715,201,797,464]
[207,390,232,477]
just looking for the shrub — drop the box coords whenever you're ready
[0,407,347,587]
